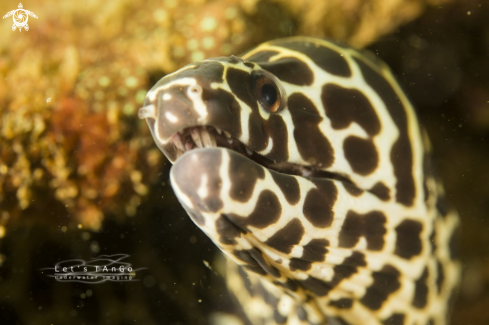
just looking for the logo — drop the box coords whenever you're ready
[42,254,145,283]
[3,3,38,32]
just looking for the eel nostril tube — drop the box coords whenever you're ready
[138,104,156,119]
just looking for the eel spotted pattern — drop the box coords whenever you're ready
[138,37,460,325]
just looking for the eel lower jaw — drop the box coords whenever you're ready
[168,126,353,184]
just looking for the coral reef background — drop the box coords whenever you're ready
[0,0,488,324]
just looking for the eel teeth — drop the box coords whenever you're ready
[215,127,222,135]
[300,166,313,177]
[191,128,203,148]
[185,138,194,151]
[210,131,217,146]
[175,148,184,158]
[223,131,232,138]
[200,128,216,147]
[246,147,253,156]
[227,138,233,144]
[173,133,185,152]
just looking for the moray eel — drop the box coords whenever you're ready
[139,37,460,325]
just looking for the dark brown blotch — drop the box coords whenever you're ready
[436,260,445,294]
[236,190,281,229]
[215,214,245,245]
[321,84,380,136]
[328,317,352,325]
[288,92,335,168]
[360,265,401,310]
[369,182,391,201]
[265,218,305,254]
[204,88,242,139]
[343,136,379,175]
[328,298,353,309]
[300,276,331,297]
[303,179,338,228]
[270,171,301,205]
[390,136,415,206]
[245,89,289,155]
[259,57,314,86]
[302,251,365,298]
[247,107,269,153]
[394,219,423,259]
[328,252,366,291]
[329,264,357,291]
[275,278,299,292]
[263,114,289,161]
[301,238,329,262]
[342,251,367,268]
[412,267,429,309]
[226,67,257,111]
[233,250,267,276]
[382,313,405,325]
[275,40,351,77]
[289,258,312,272]
[364,212,388,250]
[228,152,265,203]
[339,210,387,251]
[343,183,364,197]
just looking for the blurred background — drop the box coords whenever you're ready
[0,0,488,324]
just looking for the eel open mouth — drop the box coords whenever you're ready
[169,126,353,183]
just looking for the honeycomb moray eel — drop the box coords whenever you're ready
[138,37,461,325]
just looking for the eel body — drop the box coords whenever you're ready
[139,37,460,325]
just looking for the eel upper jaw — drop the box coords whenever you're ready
[138,98,257,163]
[139,105,352,182]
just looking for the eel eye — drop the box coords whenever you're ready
[252,70,286,113]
